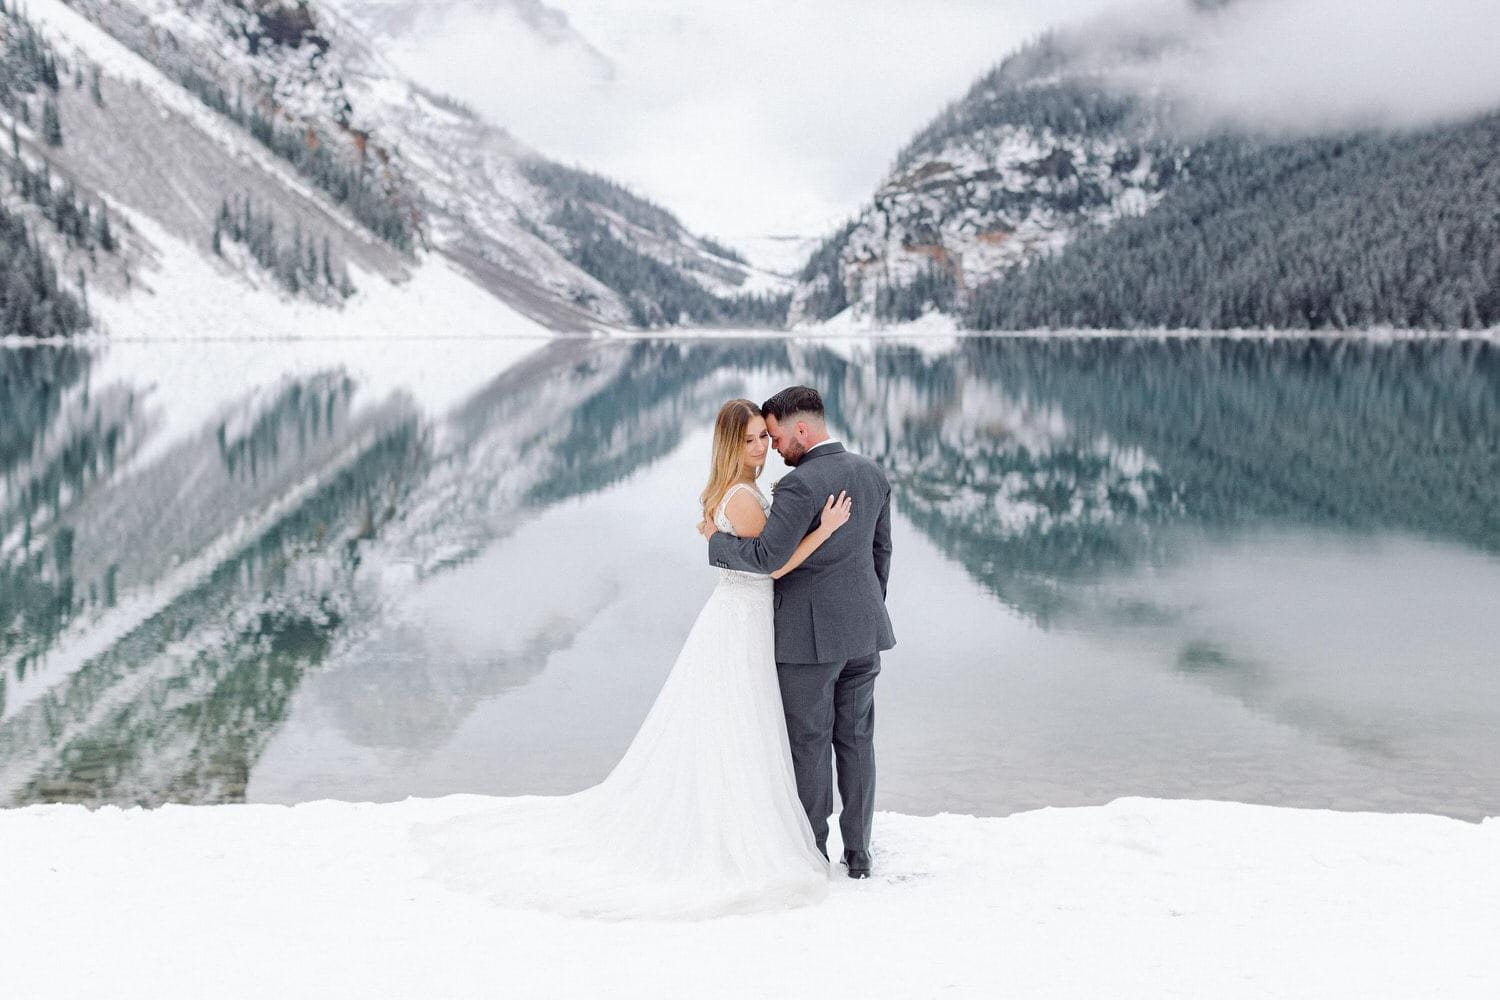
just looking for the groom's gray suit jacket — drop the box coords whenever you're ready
[710,443,895,664]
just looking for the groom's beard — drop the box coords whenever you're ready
[780,443,805,467]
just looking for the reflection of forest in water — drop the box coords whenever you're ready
[824,337,1500,622]
[1,336,1497,806]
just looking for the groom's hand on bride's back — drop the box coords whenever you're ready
[697,516,716,540]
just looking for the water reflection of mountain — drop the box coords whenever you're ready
[969,338,1500,542]
[2,349,90,481]
[0,375,426,805]
[523,341,789,506]
[808,346,1177,622]
[811,338,1500,622]
[4,336,1497,805]
[1,346,137,671]
[297,341,791,759]
[2,372,384,678]
[0,340,797,804]
[499,337,1500,626]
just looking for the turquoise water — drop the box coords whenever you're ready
[2,335,1498,819]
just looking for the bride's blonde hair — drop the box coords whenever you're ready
[700,398,762,521]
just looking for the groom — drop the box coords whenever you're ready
[702,386,895,878]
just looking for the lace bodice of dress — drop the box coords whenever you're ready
[714,483,773,589]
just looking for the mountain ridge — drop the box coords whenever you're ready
[792,7,1500,333]
[2,0,785,339]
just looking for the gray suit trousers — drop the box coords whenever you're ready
[776,652,880,854]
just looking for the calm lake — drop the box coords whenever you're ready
[2,334,1498,820]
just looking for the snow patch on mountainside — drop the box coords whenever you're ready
[92,210,555,341]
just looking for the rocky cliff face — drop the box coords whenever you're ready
[790,32,1183,326]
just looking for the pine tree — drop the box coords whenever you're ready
[41,98,62,147]
[89,65,103,107]
[95,204,114,253]
[0,199,88,337]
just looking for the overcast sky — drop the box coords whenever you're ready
[381,0,1500,246]
[1106,0,1500,135]
[382,0,1137,243]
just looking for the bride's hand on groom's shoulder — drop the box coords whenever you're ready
[819,491,853,536]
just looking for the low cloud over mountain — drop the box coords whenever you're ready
[1100,0,1500,134]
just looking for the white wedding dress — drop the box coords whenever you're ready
[413,483,830,920]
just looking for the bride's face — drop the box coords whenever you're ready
[742,415,770,473]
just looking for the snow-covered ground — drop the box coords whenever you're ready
[4,796,1496,998]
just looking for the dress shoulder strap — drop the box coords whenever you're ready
[716,481,756,517]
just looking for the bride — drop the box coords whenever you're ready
[415,399,852,919]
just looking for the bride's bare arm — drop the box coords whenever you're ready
[709,490,852,579]
[770,492,851,579]
[721,489,769,538]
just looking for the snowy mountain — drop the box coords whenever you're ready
[794,4,1500,332]
[1,0,783,339]
[788,29,1183,327]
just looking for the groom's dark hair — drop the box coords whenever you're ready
[761,386,824,423]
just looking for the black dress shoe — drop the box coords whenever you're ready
[841,849,871,879]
